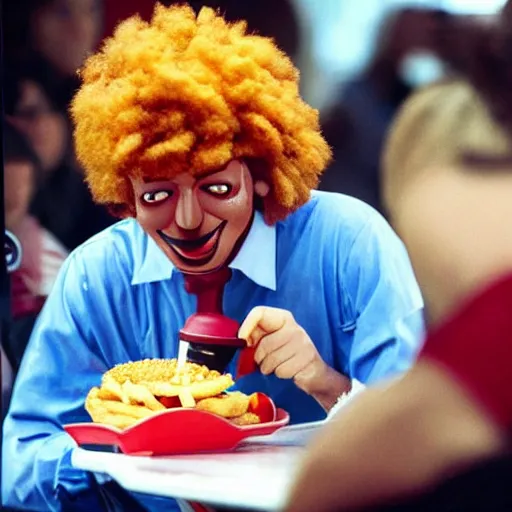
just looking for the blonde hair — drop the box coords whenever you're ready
[382,79,510,221]
[71,3,331,224]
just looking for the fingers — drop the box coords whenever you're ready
[240,307,321,385]
[254,327,293,365]
[256,327,314,378]
[275,357,311,380]
[239,306,293,347]
[258,337,296,375]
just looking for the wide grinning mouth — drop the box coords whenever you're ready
[157,221,227,266]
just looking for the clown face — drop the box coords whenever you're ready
[132,160,265,274]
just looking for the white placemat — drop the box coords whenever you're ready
[72,445,304,511]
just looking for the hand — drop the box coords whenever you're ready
[238,306,333,397]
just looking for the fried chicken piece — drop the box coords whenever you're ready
[230,412,261,426]
[195,391,250,418]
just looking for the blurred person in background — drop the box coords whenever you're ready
[285,4,512,511]
[319,7,455,214]
[3,119,68,374]
[3,0,104,111]
[5,67,115,250]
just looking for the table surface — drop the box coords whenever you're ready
[72,444,305,511]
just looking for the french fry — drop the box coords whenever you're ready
[100,399,155,419]
[122,380,166,411]
[178,388,196,408]
[98,377,125,401]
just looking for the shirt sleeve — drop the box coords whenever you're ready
[2,252,111,511]
[419,273,512,432]
[343,213,425,383]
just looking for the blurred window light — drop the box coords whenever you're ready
[440,0,507,14]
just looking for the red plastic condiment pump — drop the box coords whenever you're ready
[178,267,256,377]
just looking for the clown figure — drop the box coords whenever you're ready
[3,4,424,512]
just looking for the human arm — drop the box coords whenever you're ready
[285,169,512,511]
[1,249,135,511]
[285,361,506,512]
[284,271,512,512]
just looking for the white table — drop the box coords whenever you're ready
[72,444,305,511]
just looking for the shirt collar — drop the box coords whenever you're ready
[131,211,276,290]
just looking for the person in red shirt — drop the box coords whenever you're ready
[285,169,512,512]
[284,3,512,511]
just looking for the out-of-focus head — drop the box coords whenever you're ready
[31,0,103,76]
[4,0,104,77]
[385,1,512,323]
[3,119,43,231]
[5,69,69,174]
[382,79,510,220]
[373,7,451,64]
[366,7,456,89]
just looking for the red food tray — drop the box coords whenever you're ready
[64,393,289,456]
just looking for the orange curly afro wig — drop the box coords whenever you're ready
[71,3,331,224]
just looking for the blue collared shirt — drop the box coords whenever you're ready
[2,191,424,511]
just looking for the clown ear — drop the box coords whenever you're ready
[254,180,270,197]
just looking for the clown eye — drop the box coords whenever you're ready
[142,190,172,204]
[203,184,232,196]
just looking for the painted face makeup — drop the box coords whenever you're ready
[132,160,256,274]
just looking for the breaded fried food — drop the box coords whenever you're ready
[195,391,250,418]
[230,412,261,426]
[85,358,262,429]
[104,359,234,399]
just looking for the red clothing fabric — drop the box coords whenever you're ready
[420,273,512,431]
[10,272,46,318]
[10,217,67,318]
